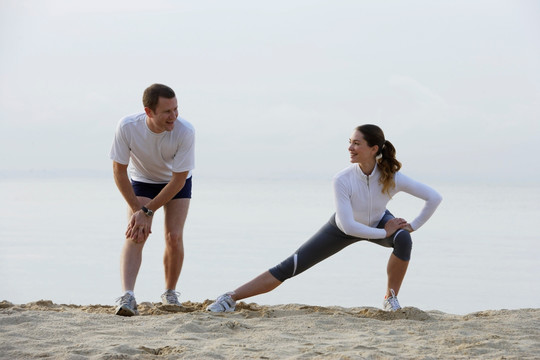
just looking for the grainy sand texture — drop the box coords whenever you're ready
[1,300,538,359]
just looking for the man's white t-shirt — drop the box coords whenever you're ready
[110,112,195,183]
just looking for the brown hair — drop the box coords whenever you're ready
[357,124,402,195]
[142,84,176,112]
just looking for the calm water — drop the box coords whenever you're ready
[0,176,538,315]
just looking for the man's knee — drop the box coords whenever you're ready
[124,237,147,248]
[165,231,184,249]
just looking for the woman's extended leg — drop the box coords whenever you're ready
[231,271,282,301]
[207,216,358,311]
[231,218,351,301]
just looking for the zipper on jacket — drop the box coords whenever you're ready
[366,174,372,227]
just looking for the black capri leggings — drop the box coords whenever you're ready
[268,210,412,282]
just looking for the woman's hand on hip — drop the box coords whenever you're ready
[384,217,409,237]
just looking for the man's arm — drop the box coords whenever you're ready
[142,170,189,213]
[125,170,189,243]
[112,161,141,213]
[113,162,189,242]
[113,161,150,242]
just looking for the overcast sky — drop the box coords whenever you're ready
[1,0,539,184]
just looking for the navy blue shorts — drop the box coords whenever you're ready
[131,177,192,199]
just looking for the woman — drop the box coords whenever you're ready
[207,124,442,312]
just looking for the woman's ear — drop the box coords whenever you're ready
[372,144,380,156]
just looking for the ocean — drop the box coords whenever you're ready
[1,175,538,315]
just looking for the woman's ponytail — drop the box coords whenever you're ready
[377,139,401,195]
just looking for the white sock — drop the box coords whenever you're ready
[124,290,135,297]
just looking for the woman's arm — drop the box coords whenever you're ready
[395,172,443,231]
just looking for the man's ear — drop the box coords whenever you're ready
[144,107,153,117]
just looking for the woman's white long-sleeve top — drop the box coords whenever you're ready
[333,164,442,239]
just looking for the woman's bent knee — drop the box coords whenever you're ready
[392,230,412,261]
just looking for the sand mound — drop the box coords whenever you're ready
[1,300,538,359]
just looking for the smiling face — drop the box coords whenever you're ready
[348,130,379,168]
[145,96,179,133]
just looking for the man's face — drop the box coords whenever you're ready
[146,97,178,133]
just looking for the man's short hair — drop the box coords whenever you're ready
[143,84,176,112]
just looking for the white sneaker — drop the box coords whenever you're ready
[206,292,236,312]
[115,293,138,316]
[382,289,401,311]
[161,290,182,306]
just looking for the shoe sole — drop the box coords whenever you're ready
[115,306,138,317]
[161,302,183,306]
[206,305,235,312]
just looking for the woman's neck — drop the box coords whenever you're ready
[359,160,376,176]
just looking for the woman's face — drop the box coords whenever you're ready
[348,130,378,164]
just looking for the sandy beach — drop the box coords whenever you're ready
[0,300,538,359]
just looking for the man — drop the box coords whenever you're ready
[109,84,195,316]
